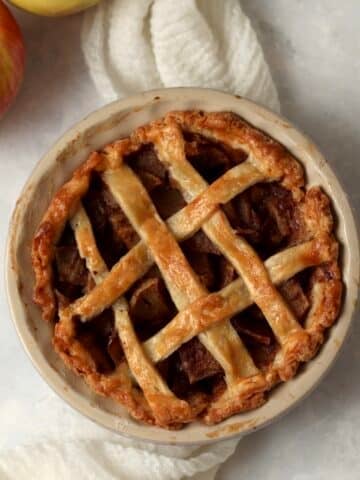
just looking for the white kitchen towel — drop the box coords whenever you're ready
[0,2,278,479]
[82,0,280,112]
[0,392,238,479]
[80,2,278,476]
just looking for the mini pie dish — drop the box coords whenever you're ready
[6,88,359,445]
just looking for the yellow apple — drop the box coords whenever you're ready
[9,0,100,16]
[0,1,25,118]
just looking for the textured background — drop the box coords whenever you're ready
[0,1,359,478]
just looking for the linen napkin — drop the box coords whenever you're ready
[0,392,238,479]
[82,0,280,112]
[81,2,279,476]
[0,1,279,478]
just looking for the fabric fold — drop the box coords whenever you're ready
[82,0,280,112]
[0,393,239,479]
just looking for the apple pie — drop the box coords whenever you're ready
[32,111,342,428]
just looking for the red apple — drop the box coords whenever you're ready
[0,1,25,118]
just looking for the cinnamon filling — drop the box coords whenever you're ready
[53,134,313,398]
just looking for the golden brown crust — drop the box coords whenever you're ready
[166,111,304,197]
[32,152,103,322]
[53,321,157,426]
[31,111,342,428]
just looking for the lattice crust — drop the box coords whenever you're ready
[32,111,342,428]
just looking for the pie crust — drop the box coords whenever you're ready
[32,111,342,428]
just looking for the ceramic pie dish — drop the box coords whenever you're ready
[6,88,359,444]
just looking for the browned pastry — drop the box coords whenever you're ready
[32,111,342,429]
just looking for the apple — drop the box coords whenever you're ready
[9,0,100,16]
[0,1,25,118]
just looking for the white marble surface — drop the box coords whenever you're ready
[0,1,359,478]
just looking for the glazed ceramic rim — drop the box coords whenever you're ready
[6,88,360,445]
